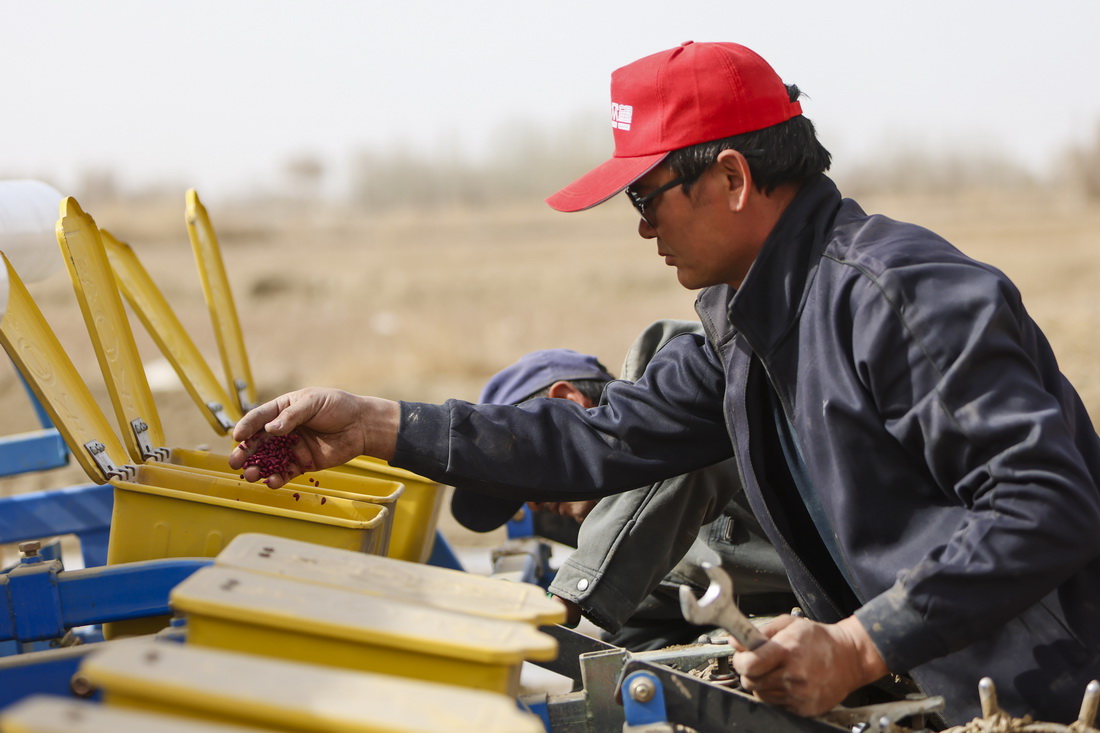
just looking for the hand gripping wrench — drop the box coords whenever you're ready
[679,562,768,651]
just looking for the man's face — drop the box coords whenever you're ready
[628,162,761,290]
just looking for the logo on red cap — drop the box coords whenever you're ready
[611,103,634,131]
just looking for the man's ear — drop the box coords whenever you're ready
[715,149,753,213]
[547,380,595,407]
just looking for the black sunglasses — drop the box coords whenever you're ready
[625,148,765,227]
[625,176,687,227]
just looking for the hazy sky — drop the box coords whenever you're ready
[3,1,1098,200]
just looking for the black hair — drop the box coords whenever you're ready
[520,377,610,406]
[665,84,832,195]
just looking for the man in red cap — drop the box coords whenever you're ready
[231,42,1100,725]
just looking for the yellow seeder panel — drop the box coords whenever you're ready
[103,463,389,639]
[108,463,389,565]
[335,456,445,563]
[216,533,566,626]
[0,253,127,485]
[185,190,255,414]
[0,696,278,733]
[57,197,167,465]
[101,228,242,434]
[81,640,545,733]
[171,566,558,698]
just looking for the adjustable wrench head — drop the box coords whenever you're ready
[679,562,733,626]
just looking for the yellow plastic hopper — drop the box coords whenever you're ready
[216,533,566,626]
[171,565,559,697]
[79,641,546,733]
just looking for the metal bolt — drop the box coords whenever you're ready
[70,675,96,698]
[979,677,1000,720]
[18,541,40,557]
[629,676,656,703]
[1078,680,1100,728]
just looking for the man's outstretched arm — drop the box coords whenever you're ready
[228,388,400,488]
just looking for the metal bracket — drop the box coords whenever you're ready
[622,671,672,729]
[205,401,235,432]
[234,379,255,412]
[0,557,212,644]
[130,419,169,463]
[83,441,136,482]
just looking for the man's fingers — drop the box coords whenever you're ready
[231,399,285,442]
[733,636,785,678]
[760,613,797,638]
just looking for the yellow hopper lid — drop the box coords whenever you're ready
[56,197,171,464]
[170,565,558,664]
[79,640,545,733]
[0,251,132,485]
[216,533,565,625]
[101,227,240,435]
[0,696,278,733]
[185,189,256,415]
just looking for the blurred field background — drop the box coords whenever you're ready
[2,132,1099,553]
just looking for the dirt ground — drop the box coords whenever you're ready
[1,189,1098,552]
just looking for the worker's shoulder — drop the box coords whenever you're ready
[826,201,1008,290]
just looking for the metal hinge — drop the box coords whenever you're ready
[130,419,170,462]
[205,401,235,432]
[84,440,138,481]
[234,379,256,412]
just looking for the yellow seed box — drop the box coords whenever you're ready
[333,456,445,563]
[171,565,558,697]
[216,533,566,625]
[80,640,546,733]
[0,695,277,733]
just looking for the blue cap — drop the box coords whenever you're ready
[451,349,615,533]
[478,349,615,405]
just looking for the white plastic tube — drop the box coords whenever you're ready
[0,180,66,286]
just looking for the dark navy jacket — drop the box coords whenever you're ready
[395,176,1100,724]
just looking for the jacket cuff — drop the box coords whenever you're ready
[549,556,637,633]
[855,581,950,673]
[390,401,454,476]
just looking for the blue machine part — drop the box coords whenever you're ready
[0,366,71,477]
[425,530,465,571]
[0,483,113,568]
[622,671,669,728]
[0,644,103,709]
[0,429,70,478]
[506,505,535,539]
[0,556,212,645]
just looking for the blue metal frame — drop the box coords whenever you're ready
[0,365,71,478]
[425,530,465,571]
[0,644,103,708]
[0,556,212,645]
[622,670,669,727]
[0,483,113,568]
[0,429,70,478]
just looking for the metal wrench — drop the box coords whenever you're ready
[679,562,768,651]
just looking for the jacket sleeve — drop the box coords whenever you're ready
[390,331,734,501]
[550,454,739,633]
[849,253,1100,672]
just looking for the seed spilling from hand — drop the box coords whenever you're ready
[240,432,300,481]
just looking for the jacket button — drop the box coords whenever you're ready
[577,578,589,591]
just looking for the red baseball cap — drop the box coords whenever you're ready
[546,41,803,212]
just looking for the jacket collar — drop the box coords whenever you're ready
[714,175,842,359]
